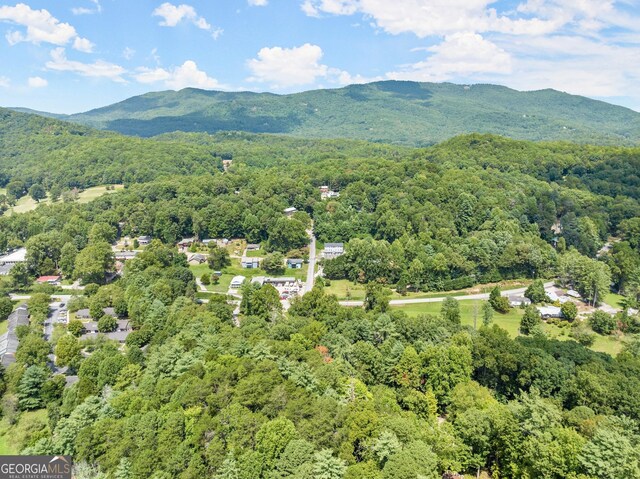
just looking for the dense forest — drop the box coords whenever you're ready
[0,109,640,478]
[26,81,640,146]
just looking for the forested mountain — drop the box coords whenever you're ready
[0,108,222,194]
[54,81,640,145]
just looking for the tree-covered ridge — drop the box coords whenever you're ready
[56,81,640,146]
[0,108,222,195]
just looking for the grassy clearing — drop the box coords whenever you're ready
[391,299,624,356]
[602,292,625,309]
[0,409,49,455]
[0,319,7,336]
[190,258,308,293]
[325,278,540,301]
[3,185,124,216]
[392,300,525,337]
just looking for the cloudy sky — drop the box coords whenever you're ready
[0,0,639,113]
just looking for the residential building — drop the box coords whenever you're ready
[246,243,260,251]
[566,290,582,299]
[137,235,151,245]
[230,275,246,289]
[287,258,304,269]
[36,275,61,284]
[537,306,562,319]
[241,258,260,269]
[76,307,118,320]
[115,251,139,261]
[284,207,297,217]
[0,247,27,275]
[324,242,344,259]
[188,253,207,265]
[508,295,531,307]
[0,304,29,367]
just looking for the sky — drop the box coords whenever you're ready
[0,0,640,114]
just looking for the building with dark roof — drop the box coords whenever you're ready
[0,304,29,367]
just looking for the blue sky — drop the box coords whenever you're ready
[0,0,639,113]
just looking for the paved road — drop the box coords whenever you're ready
[303,230,317,294]
[44,300,68,342]
[11,293,73,301]
[339,282,555,307]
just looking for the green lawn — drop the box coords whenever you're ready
[0,319,7,336]
[245,248,264,258]
[0,409,48,455]
[393,300,525,337]
[391,299,624,356]
[3,185,124,216]
[325,278,540,301]
[190,258,307,293]
[602,292,625,309]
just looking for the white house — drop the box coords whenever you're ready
[230,275,246,289]
[538,306,562,319]
[284,207,297,217]
[324,243,344,259]
[0,247,27,276]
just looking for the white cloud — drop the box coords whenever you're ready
[122,47,135,60]
[72,0,102,15]
[28,76,48,88]
[247,43,329,88]
[153,3,211,30]
[0,3,94,51]
[134,60,223,90]
[248,0,268,5]
[0,76,9,88]
[46,47,126,82]
[389,32,512,82]
[300,0,560,37]
[211,27,223,40]
[73,36,94,53]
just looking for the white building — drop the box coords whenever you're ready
[0,247,27,276]
[230,275,246,289]
[538,306,562,319]
[323,243,344,259]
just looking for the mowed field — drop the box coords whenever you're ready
[391,299,625,356]
[2,185,124,216]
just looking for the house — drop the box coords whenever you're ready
[324,242,344,259]
[230,275,246,289]
[265,277,298,287]
[284,207,297,217]
[115,251,139,261]
[0,304,29,367]
[545,290,560,302]
[137,235,151,246]
[83,321,100,333]
[537,306,562,319]
[509,295,531,307]
[202,239,215,246]
[566,289,582,299]
[246,244,260,251]
[241,258,260,269]
[76,307,118,320]
[0,247,27,275]
[116,319,130,332]
[177,237,197,251]
[36,275,61,285]
[320,186,340,200]
[188,253,207,265]
[287,258,304,269]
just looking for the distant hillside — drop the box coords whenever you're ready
[61,81,640,146]
[0,107,222,189]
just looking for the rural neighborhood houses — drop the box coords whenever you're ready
[286,258,304,269]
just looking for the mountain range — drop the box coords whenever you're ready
[14,81,640,147]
